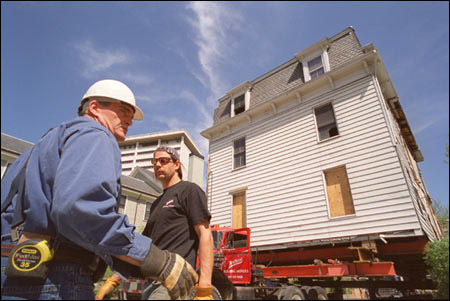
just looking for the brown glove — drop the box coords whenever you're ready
[95,277,120,300]
[140,244,199,300]
[193,284,214,300]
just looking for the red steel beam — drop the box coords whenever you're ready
[262,262,396,279]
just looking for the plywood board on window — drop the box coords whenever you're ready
[325,166,355,217]
[233,192,246,228]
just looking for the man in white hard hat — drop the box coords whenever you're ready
[1,79,198,300]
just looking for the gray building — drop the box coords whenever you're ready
[119,129,204,188]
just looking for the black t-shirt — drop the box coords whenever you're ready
[142,181,211,267]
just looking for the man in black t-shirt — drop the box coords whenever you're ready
[96,146,214,300]
[143,146,213,300]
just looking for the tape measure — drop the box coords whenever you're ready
[5,239,54,279]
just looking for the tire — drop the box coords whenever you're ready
[307,286,328,300]
[211,286,223,300]
[278,286,305,300]
[300,286,310,299]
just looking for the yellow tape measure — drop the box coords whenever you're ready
[6,239,54,278]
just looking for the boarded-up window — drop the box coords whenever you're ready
[324,166,355,217]
[315,103,339,141]
[233,137,246,169]
[232,192,246,228]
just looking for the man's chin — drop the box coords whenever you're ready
[115,135,126,142]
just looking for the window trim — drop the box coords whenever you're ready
[313,102,340,143]
[301,48,330,82]
[230,89,250,118]
[308,56,325,79]
[232,136,246,170]
[231,190,247,229]
[233,94,246,116]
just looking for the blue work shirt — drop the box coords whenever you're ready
[1,117,151,277]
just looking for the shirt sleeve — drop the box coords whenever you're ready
[50,127,151,263]
[183,183,211,226]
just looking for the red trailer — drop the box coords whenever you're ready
[210,226,435,300]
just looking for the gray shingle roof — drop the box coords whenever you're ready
[128,166,163,195]
[213,28,364,125]
[1,132,34,155]
[121,174,161,197]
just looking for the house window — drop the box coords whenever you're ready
[315,103,339,141]
[232,192,246,228]
[308,56,325,79]
[233,137,246,169]
[145,202,151,220]
[324,166,355,218]
[234,94,245,116]
[119,195,127,214]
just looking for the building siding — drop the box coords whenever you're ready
[208,75,423,248]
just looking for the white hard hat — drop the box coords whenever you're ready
[81,79,144,120]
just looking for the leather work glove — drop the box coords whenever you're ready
[95,277,120,300]
[193,284,214,300]
[140,244,199,300]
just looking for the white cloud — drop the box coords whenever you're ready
[154,116,184,130]
[74,41,153,86]
[186,2,243,102]
[179,90,213,128]
[74,40,131,75]
[121,72,154,86]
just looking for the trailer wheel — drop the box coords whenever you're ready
[307,286,328,300]
[299,286,310,299]
[277,286,305,300]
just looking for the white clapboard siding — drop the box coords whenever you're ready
[208,75,425,248]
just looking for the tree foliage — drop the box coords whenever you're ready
[432,199,449,237]
[424,239,449,299]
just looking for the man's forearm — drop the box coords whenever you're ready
[198,231,214,287]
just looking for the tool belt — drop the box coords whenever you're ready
[2,240,106,282]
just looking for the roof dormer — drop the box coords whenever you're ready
[227,81,252,118]
[295,38,331,83]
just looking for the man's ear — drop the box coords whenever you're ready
[87,99,101,118]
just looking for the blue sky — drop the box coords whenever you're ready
[2,2,449,208]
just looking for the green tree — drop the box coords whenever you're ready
[432,199,449,237]
[424,239,449,299]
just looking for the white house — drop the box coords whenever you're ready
[201,27,443,253]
